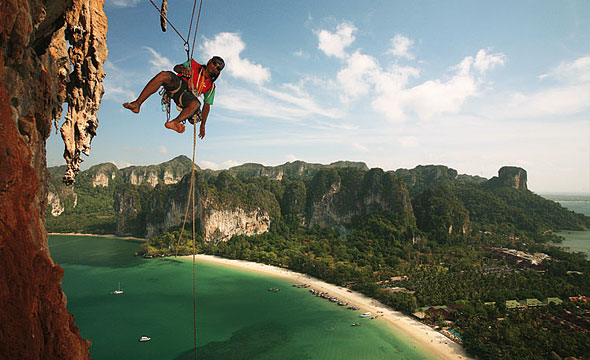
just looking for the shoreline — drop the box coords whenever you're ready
[48,232,147,242]
[188,254,471,360]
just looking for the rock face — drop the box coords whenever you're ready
[306,168,415,229]
[0,0,107,358]
[498,166,528,190]
[202,207,271,243]
[140,174,278,242]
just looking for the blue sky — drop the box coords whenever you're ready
[46,0,590,193]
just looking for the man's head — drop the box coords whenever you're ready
[206,56,225,81]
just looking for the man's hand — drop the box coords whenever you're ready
[180,66,192,78]
[174,64,192,78]
[198,123,206,139]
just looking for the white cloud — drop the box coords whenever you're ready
[539,56,590,84]
[111,161,132,169]
[199,160,219,169]
[352,142,369,152]
[200,32,271,86]
[503,84,590,118]
[222,160,240,168]
[371,50,505,122]
[102,61,136,101]
[491,56,590,120]
[473,49,506,73]
[285,154,298,162]
[143,46,173,73]
[402,56,478,120]
[106,0,140,7]
[216,83,343,121]
[157,145,168,154]
[317,22,357,58]
[388,34,414,60]
[337,51,380,101]
[371,64,420,121]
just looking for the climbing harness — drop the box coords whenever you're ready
[149,0,205,127]
[147,1,204,359]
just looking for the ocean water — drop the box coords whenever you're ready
[49,235,431,360]
[554,200,590,256]
[557,200,590,216]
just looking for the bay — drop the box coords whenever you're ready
[49,235,431,360]
[552,200,590,256]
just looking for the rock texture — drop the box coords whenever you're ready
[498,166,528,190]
[59,0,108,185]
[0,0,107,358]
[306,168,415,229]
[202,207,271,244]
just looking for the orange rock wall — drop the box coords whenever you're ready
[0,0,106,358]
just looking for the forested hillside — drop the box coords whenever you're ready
[47,159,590,359]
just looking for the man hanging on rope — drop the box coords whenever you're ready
[123,56,225,136]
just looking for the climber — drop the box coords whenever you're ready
[123,56,225,137]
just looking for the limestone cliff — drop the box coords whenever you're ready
[306,168,415,229]
[202,207,271,244]
[498,166,528,190]
[0,0,107,358]
[141,174,277,242]
[487,166,528,190]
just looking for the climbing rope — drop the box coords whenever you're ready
[147,1,204,359]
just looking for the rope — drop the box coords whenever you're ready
[147,1,203,358]
[190,0,204,61]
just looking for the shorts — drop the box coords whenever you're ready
[163,71,200,109]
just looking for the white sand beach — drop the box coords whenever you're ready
[190,254,471,360]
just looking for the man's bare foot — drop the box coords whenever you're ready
[123,101,141,113]
[165,121,185,133]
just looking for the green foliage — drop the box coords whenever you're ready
[46,158,590,360]
[412,184,470,244]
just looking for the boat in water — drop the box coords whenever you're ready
[139,336,151,342]
[111,282,124,295]
[360,312,372,318]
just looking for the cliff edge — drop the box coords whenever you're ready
[0,0,107,358]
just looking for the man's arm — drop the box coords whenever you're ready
[173,63,191,77]
[199,103,210,139]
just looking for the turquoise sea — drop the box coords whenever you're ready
[554,200,590,256]
[49,235,432,360]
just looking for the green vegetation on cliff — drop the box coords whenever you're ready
[47,159,590,359]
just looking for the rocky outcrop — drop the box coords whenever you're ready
[129,172,280,241]
[498,166,528,190]
[394,165,459,197]
[48,191,65,216]
[306,168,415,229]
[59,0,108,185]
[0,0,107,358]
[486,166,528,190]
[203,208,271,243]
[228,160,369,181]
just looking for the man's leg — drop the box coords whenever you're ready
[164,98,200,133]
[123,71,176,113]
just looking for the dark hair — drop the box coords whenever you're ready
[206,56,224,82]
[211,56,225,70]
